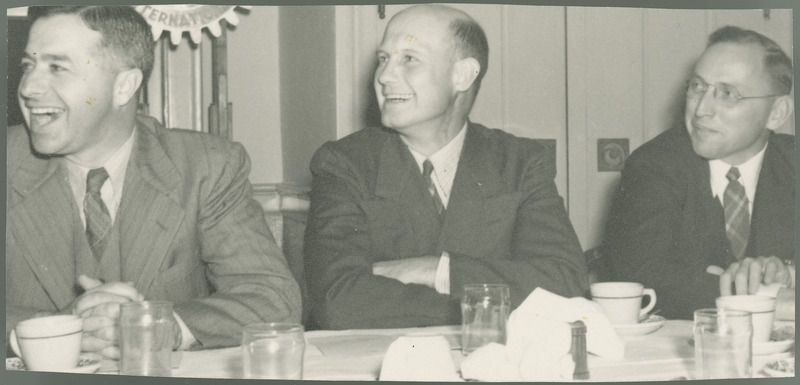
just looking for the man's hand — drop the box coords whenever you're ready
[372,256,440,288]
[720,256,795,296]
[66,275,144,359]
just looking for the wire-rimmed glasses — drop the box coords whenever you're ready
[685,76,785,108]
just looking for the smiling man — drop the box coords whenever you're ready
[304,4,587,329]
[7,6,301,357]
[604,26,795,320]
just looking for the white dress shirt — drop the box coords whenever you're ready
[64,126,197,350]
[708,143,767,216]
[405,123,468,295]
[65,128,136,228]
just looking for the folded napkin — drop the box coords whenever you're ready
[775,288,795,321]
[753,284,794,321]
[379,335,462,381]
[461,288,625,382]
[756,282,785,298]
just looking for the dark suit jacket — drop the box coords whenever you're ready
[6,115,302,348]
[604,126,795,320]
[304,123,588,329]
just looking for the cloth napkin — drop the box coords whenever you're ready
[378,334,462,381]
[461,288,625,382]
[753,284,794,321]
[755,282,785,298]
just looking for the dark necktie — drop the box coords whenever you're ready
[85,168,112,261]
[422,160,445,218]
[723,167,750,260]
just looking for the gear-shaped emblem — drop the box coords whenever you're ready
[135,5,251,45]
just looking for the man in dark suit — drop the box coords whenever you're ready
[6,6,301,357]
[304,4,588,330]
[604,26,795,320]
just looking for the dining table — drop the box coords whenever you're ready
[89,320,794,381]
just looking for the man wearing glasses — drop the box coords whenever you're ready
[604,26,795,320]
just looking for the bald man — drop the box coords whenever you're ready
[304,5,588,329]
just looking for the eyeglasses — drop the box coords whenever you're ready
[685,77,785,108]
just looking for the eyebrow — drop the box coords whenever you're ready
[375,47,424,56]
[692,74,739,90]
[22,51,73,64]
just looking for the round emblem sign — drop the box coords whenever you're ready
[135,5,251,45]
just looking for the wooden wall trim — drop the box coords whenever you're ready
[252,183,310,213]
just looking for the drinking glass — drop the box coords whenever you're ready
[461,283,510,355]
[119,301,174,376]
[242,323,305,379]
[693,308,752,379]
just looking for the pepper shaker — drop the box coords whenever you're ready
[570,320,590,380]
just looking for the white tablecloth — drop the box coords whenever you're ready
[103,321,793,381]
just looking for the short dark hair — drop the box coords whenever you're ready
[707,25,793,95]
[27,6,155,91]
[449,17,489,95]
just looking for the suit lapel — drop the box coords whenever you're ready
[439,124,508,252]
[118,120,186,292]
[749,138,794,256]
[374,132,414,202]
[683,136,732,267]
[7,157,80,309]
[373,132,443,253]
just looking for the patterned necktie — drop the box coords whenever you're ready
[723,167,750,260]
[85,168,112,261]
[422,160,445,218]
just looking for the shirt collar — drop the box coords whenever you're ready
[64,126,137,206]
[709,142,767,208]
[407,122,468,174]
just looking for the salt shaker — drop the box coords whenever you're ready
[570,320,590,380]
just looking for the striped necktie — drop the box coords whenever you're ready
[723,167,750,260]
[85,167,112,261]
[422,159,445,218]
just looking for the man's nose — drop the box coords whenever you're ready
[693,87,716,117]
[375,60,398,85]
[18,69,47,99]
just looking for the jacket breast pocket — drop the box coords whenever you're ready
[456,192,523,259]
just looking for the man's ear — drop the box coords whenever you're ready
[113,68,143,107]
[766,94,794,131]
[452,57,480,93]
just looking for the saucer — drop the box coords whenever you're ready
[755,322,794,356]
[6,353,102,373]
[762,358,794,377]
[612,315,666,336]
[753,338,794,356]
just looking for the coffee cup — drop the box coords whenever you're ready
[716,295,776,343]
[590,282,657,325]
[9,315,83,371]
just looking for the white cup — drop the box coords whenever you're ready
[590,282,657,325]
[716,295,776,343]
[9,315,83,371]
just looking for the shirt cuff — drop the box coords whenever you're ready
[173,311,197,351]
[434,252,451,295]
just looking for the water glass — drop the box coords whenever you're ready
[693,308,752,379]
[119,301,175,376]
[461,283,510,355]
[242,323,305,379]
